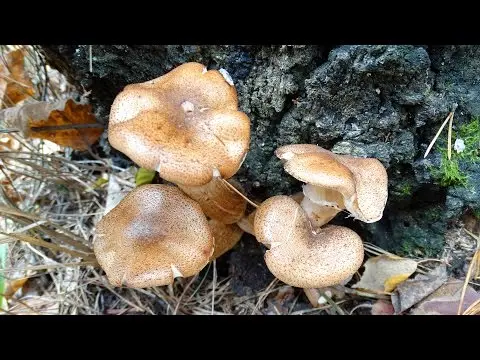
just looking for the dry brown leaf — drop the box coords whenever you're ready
[0,99,67,131]
[391,264,448,314]
[411,280,480,315]
[2,49,35,105]
[4,277,29,298]
[27,99,102,150]
[352,254,418,294]
[0,98,103,150]
[0,63,7,106]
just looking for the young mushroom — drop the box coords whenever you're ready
[276,144,388,224]
[236,191,304,236]
[254,195,364,288]
[93,184,214,288]
[108,62,251,186]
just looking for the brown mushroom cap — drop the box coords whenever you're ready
[254,195,364,288]
[108,62,251,186]
[275,144,388,223]
[209,219,244,260]
[93,184,214,288]
[178,178,247,224]
[236,192,304,236]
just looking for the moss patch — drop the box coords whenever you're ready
[430,117,480,187]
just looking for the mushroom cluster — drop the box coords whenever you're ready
[94,62,251,288]
[93,61,389,300]
[249,144,388,290]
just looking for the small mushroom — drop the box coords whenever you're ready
[208,219,244,260]
[93,184,214,288]
[276,144,388,223]
[108,62,251,186]
[236,191,304,236]
[178,178,247,224]
[254,195,364,288]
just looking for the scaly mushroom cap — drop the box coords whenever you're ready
[178,178,247,224]
[254,195,364,288]
[94,184,214,288]
[108,62,251,186]
[275,144,388,223]
[209,220,244,260]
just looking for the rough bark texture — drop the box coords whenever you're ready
[41,45,480,290]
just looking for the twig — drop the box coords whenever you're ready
[447,108,454,160]
[458,250,479,315]
[30,123,105,132]
[424,112,453,159]
[221,178,259,208]
[89,46,93,73]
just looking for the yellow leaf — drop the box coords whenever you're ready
[27,99,103,150]
[135,168,156,186]
[384,273,413,293]
[93,177,109,189]
[352,254,418,294]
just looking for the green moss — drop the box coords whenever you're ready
[457,117,480,161]
[430,117,480,187]
[399,183,412,196]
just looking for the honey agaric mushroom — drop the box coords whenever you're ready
[276,144,388,223]
[254,195,364,288]
[237,191,304,236]
[93,184,214,288]
[178,178,247,224]
[208,219,244,260]
[108,62,251,186]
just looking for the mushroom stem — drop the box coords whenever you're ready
[220,178,259,208]
[304,288,323,308]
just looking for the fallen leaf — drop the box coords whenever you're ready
[1,49,35,105]
[371,300,395,315]
[27,99,102,150]
[411,280,480,315]
[93,176,109,189]
[0,64,7,106]
[0,98,103,150]
[391,263,448,314]
[352,254,418,294]
[135,168,156,186]
[4,277,29,298]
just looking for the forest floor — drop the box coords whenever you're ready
[0,45,479,315]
